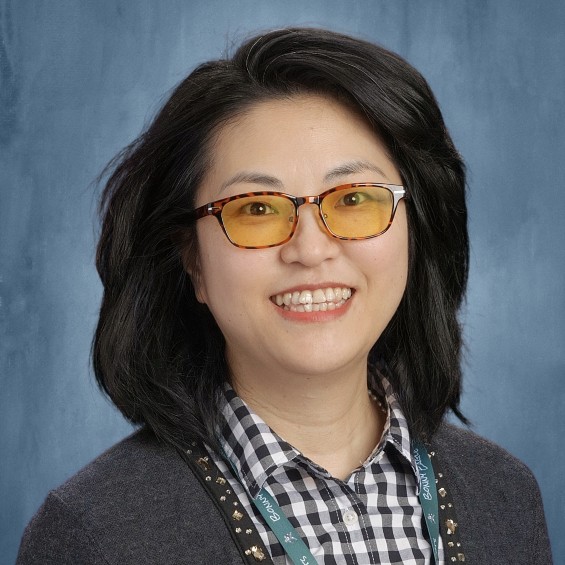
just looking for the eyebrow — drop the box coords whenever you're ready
[323,160,389,182]
[219,172,283,193]
[218,159,389,193]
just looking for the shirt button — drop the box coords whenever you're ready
[342,510,358,525]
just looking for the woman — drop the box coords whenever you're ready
[18,28,552,564]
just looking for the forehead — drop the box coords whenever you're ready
[211,94,383,156]
[198,94,399,201]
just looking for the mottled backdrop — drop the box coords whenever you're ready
[1,1,564,562]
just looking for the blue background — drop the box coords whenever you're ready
[1,1,564,562]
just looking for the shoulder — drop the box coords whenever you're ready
[432,422,544,510]
[431,423,553,564]
[53,427,187,503]
[433,422,535,480]
[17,428,243,565]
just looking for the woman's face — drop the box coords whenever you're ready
[192,95,408,381]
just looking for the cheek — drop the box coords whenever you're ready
[195,220,270,309]
[387,207,409,285]
[364,245,408,296]
[357,210,409,305]
[382,236,409,287]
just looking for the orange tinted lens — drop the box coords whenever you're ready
[221,195,296,247]
[321,185,393,238]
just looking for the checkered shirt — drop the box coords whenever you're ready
[210,377,443,564]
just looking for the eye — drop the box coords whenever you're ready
[335,191,371,207]
[239,200,278,216]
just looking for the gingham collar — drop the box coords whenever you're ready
[371,375,416,473]
[217,375,419,499]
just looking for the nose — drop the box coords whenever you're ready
[279,203,340,266]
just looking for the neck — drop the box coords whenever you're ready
[231,361,385,480]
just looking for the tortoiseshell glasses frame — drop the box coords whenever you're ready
[191,182,406,249]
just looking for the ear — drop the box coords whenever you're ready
[181,247,207,305]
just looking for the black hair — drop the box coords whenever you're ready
[93,27,468,449]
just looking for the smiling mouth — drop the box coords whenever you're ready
[270,287,353,312]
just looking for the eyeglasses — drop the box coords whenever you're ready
[191,182,406,249]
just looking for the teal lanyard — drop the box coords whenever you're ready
[252,488,317,565]
[412,439,440,565]
[227,440,440,565]
[221,449,318,564]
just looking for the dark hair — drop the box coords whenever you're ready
[93,27,468,449]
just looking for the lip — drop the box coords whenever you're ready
[271,282,355,295]
[270,283,355,323]
[272,294,353,322]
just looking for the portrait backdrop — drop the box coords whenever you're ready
[1,1,563,562]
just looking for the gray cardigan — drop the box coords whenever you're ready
[17,424,553,564]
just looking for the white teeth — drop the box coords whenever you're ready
[272,286,353,312]
[312,289,326,304]
[299,290,313,304]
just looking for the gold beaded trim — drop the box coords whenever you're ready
[180,442,271,563]
[429,450,465,562]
